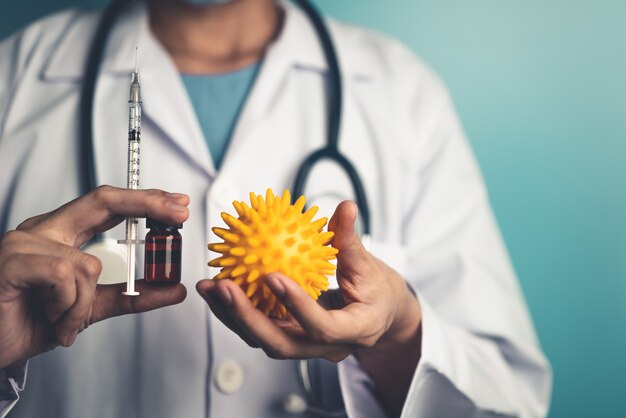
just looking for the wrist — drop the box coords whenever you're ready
[353,282,422,417]
[381,280,422,348]
[359,281,422,358]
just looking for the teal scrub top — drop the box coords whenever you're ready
[180,63,261,169]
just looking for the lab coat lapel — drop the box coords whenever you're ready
[139,31,215,177]
[91,2,214,186]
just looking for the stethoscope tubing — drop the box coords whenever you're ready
[290,0,370,236]
[79,0,128,198]
[292,148,371,236]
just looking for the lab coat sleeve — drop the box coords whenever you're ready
[0,27,33,418]
[0,363,27,418]
[338,46,551,417]
[396,74,552,418]
[0,14,76,417]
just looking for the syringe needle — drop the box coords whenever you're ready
[134,46,138,72]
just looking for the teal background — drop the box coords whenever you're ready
[2,1,624,416]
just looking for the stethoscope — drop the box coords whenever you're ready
[80,0,370,416]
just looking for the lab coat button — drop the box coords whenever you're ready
[214,360,244,394]
[210,180,237,209]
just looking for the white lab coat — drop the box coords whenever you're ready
[0,1,551,417]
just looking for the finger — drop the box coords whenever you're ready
[8,234,103,283]
[53,254,102,347]
[3,235,103,326]
[214,280,345,360]
[91,194,190,236]
[196,279,260,348]
[265,272,364,345]
[1,254,77,322]
[90,280,187,323]
[328,201,370,275]
[15,213,48,231]
[36,186,190,247]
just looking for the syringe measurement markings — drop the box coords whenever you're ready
[123,65,142,296]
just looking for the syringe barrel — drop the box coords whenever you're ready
[127,71,141,190]
[122,68,142,296]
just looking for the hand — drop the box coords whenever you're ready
[0,186,189,369]
[197,201,421,362]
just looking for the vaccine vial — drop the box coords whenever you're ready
[144,218,182,285]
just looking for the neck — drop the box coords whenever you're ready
[149,0,282,74]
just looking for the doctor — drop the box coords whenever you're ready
[0,0,551,417]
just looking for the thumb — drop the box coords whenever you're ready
[90,280,187,324]
[328,201,369,273]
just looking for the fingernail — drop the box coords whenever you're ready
[66,330,78,347]
[218,285,233,306]
[165,200,187,212]
[266,275,285,297]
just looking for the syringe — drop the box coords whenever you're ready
[120,50,143,296]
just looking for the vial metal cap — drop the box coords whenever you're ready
[146,218,183,230]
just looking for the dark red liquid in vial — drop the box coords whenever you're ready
[144,232,182,284]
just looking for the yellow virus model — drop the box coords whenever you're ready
[208,189,338,318]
